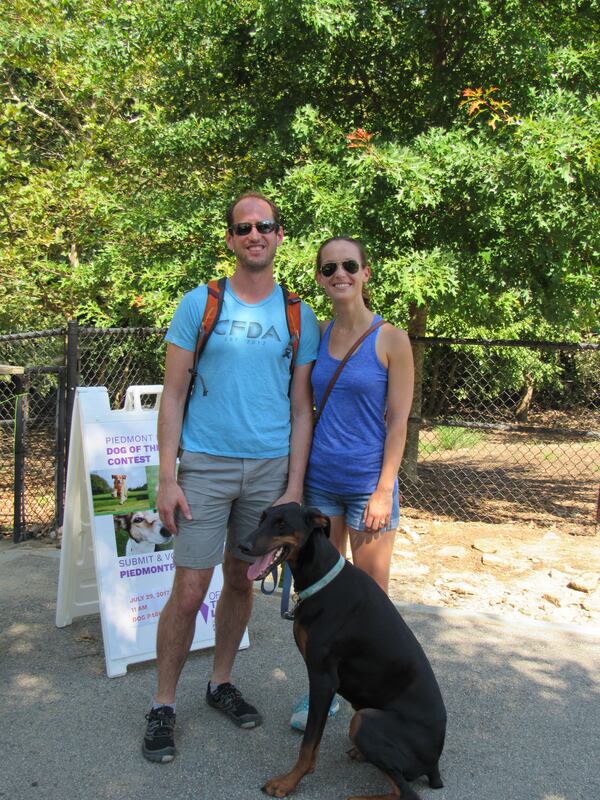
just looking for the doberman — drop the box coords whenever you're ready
[241,502,446,800]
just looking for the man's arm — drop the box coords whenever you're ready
[156,343,194,533]
[273,361,315,506]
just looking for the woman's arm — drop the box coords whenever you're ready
[363,327,414,533]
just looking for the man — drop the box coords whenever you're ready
[142,192,319,762]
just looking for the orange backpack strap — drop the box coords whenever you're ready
[281,284,302,372]
[183,277,226,419]
[193,278,226,373]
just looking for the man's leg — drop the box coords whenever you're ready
[205,455,289,727]
[143,565,213,762]
[211,550,253,685]
[205,551,262,728]
[155,565,214,703]
[211,551,254,685]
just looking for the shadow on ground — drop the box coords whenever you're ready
[2,546,599,800]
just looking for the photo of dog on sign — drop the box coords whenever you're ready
[113,509,173,557]
[90,467,150,515]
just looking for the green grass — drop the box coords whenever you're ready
[420,425,484,456]
[92,490,151,515]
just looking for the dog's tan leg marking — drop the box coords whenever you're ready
[347,794,401,800]
[262,744,320,797]
[347,745,366,761]
[294,622,308,661]
[347,712,366,761]
[348,777,402,800]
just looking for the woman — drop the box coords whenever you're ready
[290,235,414,731]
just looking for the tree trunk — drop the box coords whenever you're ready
[515,373,534,422]
[423,346,441,417]
[401,302,428,483]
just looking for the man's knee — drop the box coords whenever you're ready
[222,554,253,595]
[170,567,213,615]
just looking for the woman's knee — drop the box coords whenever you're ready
[349,529,394,593]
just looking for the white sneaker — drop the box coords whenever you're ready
[290,693,340,731]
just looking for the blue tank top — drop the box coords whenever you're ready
[305,315,395,495]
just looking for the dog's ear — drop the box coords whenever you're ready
[304,507,331,537]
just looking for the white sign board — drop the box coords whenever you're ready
[56,386,248,677]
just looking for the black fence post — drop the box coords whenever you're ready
[55,366,67,528]
[13,369,29,543]
[64,320,79,478]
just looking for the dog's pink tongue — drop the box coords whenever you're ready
[247,552,274,581]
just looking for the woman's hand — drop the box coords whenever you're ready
[363,487,394,536]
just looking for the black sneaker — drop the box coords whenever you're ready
[142,706,176,762]
[205,682,262,728]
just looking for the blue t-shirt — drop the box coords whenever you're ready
[165,281,320,458]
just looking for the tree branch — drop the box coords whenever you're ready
[6,76,74,140]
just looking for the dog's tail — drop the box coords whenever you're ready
[427,763,443,789]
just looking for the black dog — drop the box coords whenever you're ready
[241,502,446,800]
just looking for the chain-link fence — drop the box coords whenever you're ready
[78,326,167,407]
[0,331,66,538]
[401,339,599,535]
[1,325,598,539]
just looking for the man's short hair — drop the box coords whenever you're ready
[226,191,282,228]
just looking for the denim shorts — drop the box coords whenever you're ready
[303,485,400,533]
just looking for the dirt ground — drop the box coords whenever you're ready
[387,507,600,628]
[6,508,600,631]
[4,407,599,628]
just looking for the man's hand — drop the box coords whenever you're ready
[272,489,303,507]
[156,479,192,535]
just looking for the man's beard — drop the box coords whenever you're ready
[239,253,273,273]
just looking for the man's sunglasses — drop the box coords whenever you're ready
[228,220,279,236]
[319,259,361,278]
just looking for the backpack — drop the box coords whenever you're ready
[183,276,302,419]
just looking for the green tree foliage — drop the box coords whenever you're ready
[0,0,598,339]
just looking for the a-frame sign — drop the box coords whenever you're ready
[56,386,247,677]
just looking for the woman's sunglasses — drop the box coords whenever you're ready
[319,259,361,278]
[228,220,279,236]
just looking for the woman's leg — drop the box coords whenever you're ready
[329,515,349,559]
[348,528,396,594]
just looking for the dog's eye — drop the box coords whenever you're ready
[132,515,144,523]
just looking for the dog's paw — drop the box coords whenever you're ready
[261,774,298,797]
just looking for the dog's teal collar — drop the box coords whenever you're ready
[297,554,346,601]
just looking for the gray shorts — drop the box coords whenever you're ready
[173,451,289,569]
